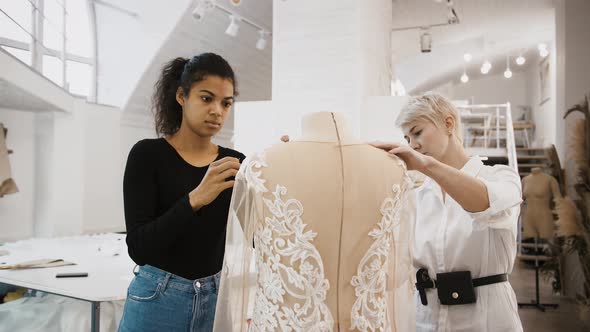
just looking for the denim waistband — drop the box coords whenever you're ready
[135,264,220,294]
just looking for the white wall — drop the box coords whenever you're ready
[272,0,362,122]
[0,109,35,241]
[0,102,154,242]
[558,0,590,194]
[82,109,157,234]
[360,1,393,97]
[272,0,392,135]
[554,0,590,299]
[431,63,558,149]
[361,96,408,143]
[525,47,557,148]
[82,104,125,234]
[95,0,191,107]
[434,71,531,131]
[452,71,529,109]
[430,82,455,99]
[47,108,87,236]
[234,101,277,157]
[233,97,408,158]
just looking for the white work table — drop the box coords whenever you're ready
[0,233,135,332]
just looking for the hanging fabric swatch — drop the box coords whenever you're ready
[0,123,18,197]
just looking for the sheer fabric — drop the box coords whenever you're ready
[214,140,415,332]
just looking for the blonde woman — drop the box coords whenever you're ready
[372,92,523,331]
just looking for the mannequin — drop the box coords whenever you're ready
[522,167,562,240]
[297,112,359,143]
[214,112,415,332]
[0,123,18,197]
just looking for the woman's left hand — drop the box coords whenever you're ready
[370,142,434,172]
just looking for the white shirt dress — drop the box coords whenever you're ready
[413,156,524,332]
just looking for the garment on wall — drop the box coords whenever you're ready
[0,123,18,197]
[521,167,562,240]
[213,112,415,332]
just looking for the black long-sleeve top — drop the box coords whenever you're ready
[123,138,245,280]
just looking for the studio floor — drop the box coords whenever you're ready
[512,260,588,331]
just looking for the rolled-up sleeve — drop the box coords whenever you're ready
[467,165,522,230]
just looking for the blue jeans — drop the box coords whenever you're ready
[118,265,220,332]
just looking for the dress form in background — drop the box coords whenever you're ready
[521,167,562,240]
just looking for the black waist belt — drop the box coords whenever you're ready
[416,268,508,306]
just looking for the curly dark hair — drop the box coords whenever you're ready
[152,53,238,136]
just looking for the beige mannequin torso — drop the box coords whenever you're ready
[214,112,415,332]
[258,141,410,329]
[522,168,562,239]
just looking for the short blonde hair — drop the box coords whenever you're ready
[395,92,462,143]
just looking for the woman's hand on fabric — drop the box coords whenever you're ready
[369,141,434,172]
[188,157,241,211]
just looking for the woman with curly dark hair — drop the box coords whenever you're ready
[118,53,245,332]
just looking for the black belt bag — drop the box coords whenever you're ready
[415,268,508,306]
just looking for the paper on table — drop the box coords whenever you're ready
[0,259,75,270]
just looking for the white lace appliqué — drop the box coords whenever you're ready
[245,156,334,332]
[350,184,406,332]
[243,152,269,194]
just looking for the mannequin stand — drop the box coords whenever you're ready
[518,236,559,312]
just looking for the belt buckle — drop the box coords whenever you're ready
[416,268,433,305]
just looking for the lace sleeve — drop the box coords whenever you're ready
[391,175,416,332]
[213,154,266,332]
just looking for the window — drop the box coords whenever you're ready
[0,0,32,42]
[65,0,91,57]
[66,60,90,96]
[43,54,63,85]
[0,0,95,97]
[43,0,64,51]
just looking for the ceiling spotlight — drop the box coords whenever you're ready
[481,60,491,74]
[540,48,549,58]
[420,29,432,53]
[504,69,512,78]
[538,43,549,57]
[504,56,512,78]
[225,15,240,37]
[391,78,407,96]
[447,10,459,24]
[256,30,267,50]
[463,53,472,62]
[192,0,215,21]
[192,6,206,20]
[230,0,242,5]
[516,55,526,65]
[446,1,459,24]
[461,72,469,83]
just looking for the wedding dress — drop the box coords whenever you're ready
[214,112,415,331]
